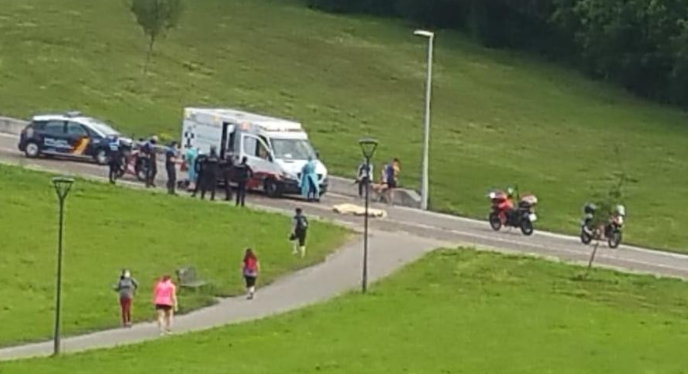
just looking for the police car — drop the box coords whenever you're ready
[18,112,131,165]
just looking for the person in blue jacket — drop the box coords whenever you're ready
[299,156,320,202]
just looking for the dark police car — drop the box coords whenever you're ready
[18,112,131,165]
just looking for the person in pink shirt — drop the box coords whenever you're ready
[152,275,178,335]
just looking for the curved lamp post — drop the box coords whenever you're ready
[358,138,378,293]
[413,29,434,211]
[51,177,74,356]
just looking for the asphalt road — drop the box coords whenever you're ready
[1,133,686,279]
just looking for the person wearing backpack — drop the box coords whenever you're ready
[290,207,308,257]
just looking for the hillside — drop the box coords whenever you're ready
[0,0,685,250]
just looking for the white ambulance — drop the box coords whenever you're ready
[180,108,328,197]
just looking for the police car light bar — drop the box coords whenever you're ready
[65,111,82,118]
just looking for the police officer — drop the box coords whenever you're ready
[165,141,178,195]
[233,156,252,207]
[200,146,220,201]
[220,153,234,201]
[144,136,158,188]
[107,136,123,184]
[191,152,208,198]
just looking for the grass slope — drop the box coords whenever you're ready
[3,249,686,373]
[0,164,347,346]
[0,0,685,251]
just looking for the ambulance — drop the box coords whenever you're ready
[180,108,328,197]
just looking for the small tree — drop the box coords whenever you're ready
[130,0,184,73]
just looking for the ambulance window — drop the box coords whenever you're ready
[257,141,270,160]
[243,136,257,156]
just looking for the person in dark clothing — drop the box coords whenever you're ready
[165,142,178,195]
[233,156,253,207]
[355,159,373,198]
[199,146,220,200]
[220,154,234,201]
[290,207,308,257]
[144,136,158,188]
[107,136,123,184]
[191,153,208,198]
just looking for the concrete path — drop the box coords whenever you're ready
[0,230,445,361]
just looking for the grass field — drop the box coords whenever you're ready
[0,164,347,346]
[0,0,685,251]
[3,249,685,373]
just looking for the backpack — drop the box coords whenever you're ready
[296,215,308,231]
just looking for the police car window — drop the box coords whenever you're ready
[67,122,88,136]
[44,121,65,135]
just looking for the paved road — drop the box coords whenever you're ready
[1,133,685,279]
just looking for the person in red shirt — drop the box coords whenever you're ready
[241,248,260,300]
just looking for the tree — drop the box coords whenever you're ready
[130,0,184,73]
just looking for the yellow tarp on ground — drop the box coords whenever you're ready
[333,203,387,218]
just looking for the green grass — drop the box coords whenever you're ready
[0,164,347,346]
[3,249,685,373]
[0,0,686,251]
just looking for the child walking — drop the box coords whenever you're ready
[113,269,138,327]
[241,248,260,300]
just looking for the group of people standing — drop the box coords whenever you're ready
[183,145,253,206]
[356,157,401,204]
[111,207,310,334]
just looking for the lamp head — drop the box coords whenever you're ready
[413,30,434,38]
[358,138,379,159]
[52,177,75,200]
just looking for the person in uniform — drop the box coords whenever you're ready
[144,136,158,188]
[107,136,123,184]
[200,146,219,200]
[233,156,253,207]
[165,142,179,195]
[220,153,234,202]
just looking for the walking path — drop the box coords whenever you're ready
[0,230,445,361]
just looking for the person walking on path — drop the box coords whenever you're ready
[165,141,179,195]
[299,156,320,202]
[241,248,260,300]
[113,269,139,328]
[152,275,178,335]
[384,158,400,205]
[290,207,309,257]
[355,159,373,198]
[233,156,253,207]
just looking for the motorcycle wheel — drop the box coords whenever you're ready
[488,213,502,231]
[608,231,622,248]
[135,159,149,182]
[580,228,592,244]
[520,219,534,236]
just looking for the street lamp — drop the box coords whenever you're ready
[51,177,74,356]
[358,138,378,294]
[413,29,434,211]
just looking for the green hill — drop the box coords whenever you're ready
[0,0,685,251]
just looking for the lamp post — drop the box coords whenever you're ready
[414,29,435,211]
[51,177,74,356]
[358,138,378,294]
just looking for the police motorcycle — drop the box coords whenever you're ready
[579,203,625,248]
[487,187,538,236]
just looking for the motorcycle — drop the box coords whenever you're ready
[580,203,624,248]
[488,190,538,236]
